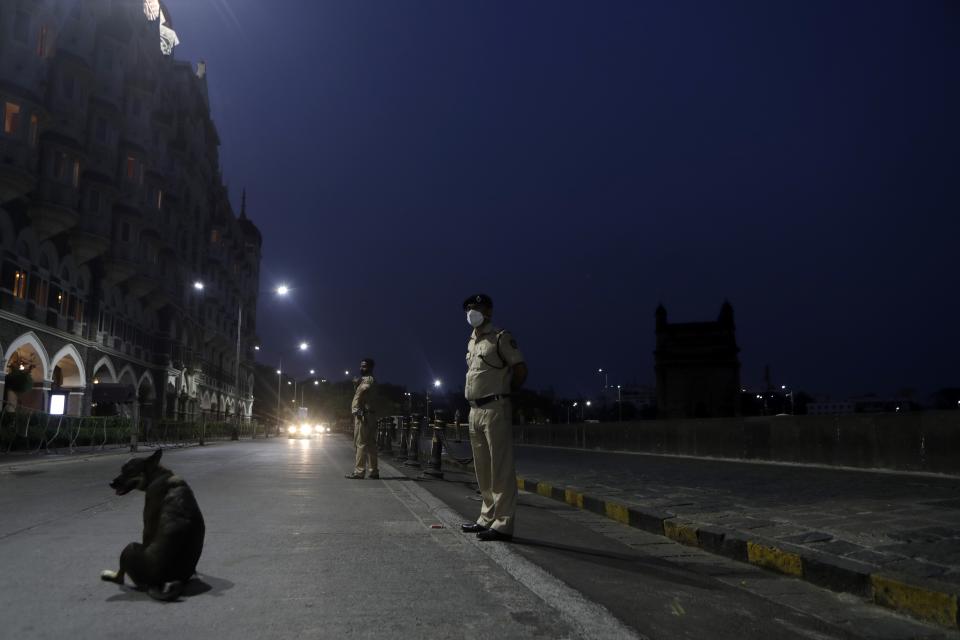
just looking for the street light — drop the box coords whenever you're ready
[597,368,608,389]
[426,380,442,422]
[275,340,310,432]
[193,279,292,426]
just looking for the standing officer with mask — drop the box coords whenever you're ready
[345,358,378,480]
[460,294,527,541]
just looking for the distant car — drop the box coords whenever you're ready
[286,423,332,439]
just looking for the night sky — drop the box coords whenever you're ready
[165,0,958,399]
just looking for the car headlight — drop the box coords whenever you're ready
[300,424,312,435]
[287,425,297,434]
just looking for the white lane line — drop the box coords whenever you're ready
[379,459,647,640]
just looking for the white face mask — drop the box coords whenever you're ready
[467,309,485,328]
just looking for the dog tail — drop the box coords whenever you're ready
[148,580,184,602]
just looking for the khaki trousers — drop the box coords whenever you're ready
[353,414,378,475]
[468,398,516,534]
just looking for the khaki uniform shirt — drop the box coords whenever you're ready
[465,324,525,401]
[351,375,375,412]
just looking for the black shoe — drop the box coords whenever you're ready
[344,472,364,479]
[477,528,513,542]
[461,522,487,533]
[368,471,380,479]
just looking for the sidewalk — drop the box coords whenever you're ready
[512,445,960,631]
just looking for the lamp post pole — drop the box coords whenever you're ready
[234,301,243,432]
[276,362,283,435]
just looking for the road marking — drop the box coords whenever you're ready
[379,459,646,640]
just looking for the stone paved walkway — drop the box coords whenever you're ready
[514,446,960,585]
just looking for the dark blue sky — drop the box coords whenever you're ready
[166,0,958,399]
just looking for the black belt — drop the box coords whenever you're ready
[469,394,510,408]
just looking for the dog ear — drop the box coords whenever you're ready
[149,449,162,463]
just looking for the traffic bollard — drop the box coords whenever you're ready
[422,420,444,478]
[404,416,421,468]
[395,417,408,462]
[381,418,393,456]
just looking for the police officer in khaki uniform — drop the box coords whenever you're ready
[460,294,527,541]
[345,358,378,479]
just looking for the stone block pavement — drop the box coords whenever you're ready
[512,445,960,630]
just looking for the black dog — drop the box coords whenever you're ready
[101,449,205,601]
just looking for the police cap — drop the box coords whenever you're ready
[463,293,493,311]
[360,358,375,369]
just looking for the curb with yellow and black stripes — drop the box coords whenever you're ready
[516,475,960,631]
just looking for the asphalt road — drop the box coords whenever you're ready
[0,438,953,640]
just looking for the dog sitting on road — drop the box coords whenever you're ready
[100,449,205,601]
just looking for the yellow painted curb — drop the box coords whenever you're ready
[746,541,802,577]
[564,488,583,508]
[516,476,524,490]
[663,520,698,546]
[536,482,553,498]
[604,501,630,524]
[871,575,958,629]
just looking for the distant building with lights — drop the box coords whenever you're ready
[0,0,262,423]
[653,302,741,418]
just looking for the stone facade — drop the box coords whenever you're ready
[654,302,741,418]
[0,0,262,422]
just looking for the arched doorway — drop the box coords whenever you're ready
[50,345,87,416]
[3,333,50,411]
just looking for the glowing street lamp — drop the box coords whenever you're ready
[426,379,442,421]
[597,369,610,389]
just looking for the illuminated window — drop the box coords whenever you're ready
[29,114,38,146]
[3,103,21,135]
[30,277,48,306]
[13,270,27,299]
[72,159,80,187]
[156,189,163,210]
[210,229,220,243]
[126,155,136,180]
[37,25,49,58]
[49,395,66,416]
[70,297,83,322]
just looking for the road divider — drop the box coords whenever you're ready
[516,475,960,631]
